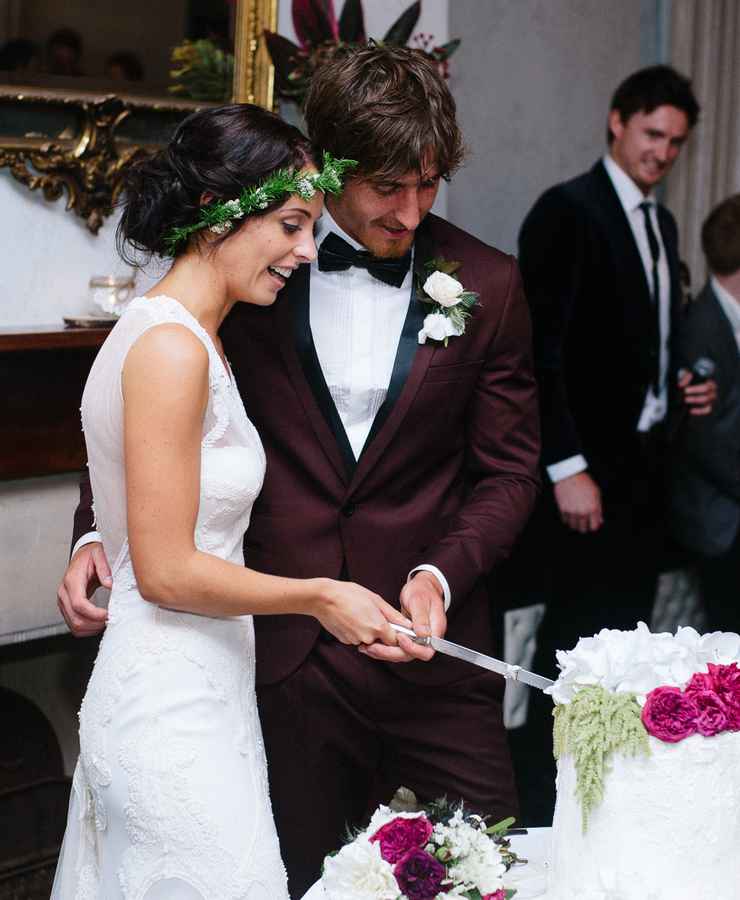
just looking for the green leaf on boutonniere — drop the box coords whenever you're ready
[424,256,462,276]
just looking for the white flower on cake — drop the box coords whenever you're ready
[548,621,740,705]
[418,312,464,345]
[321,837,398,900]
[422,270,465,307]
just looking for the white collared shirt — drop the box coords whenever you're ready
[547,154,672,483]
[712,276,740,353]
[310,209,412,459]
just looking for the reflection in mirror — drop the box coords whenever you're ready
[0,0,235,102]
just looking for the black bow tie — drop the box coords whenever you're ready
[317,232,412,288]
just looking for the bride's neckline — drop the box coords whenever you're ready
[132,294,234,385]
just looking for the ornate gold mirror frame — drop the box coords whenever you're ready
[0,0,278,234]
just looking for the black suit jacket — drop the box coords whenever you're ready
[518,160,682,494]
[669,282,740,556]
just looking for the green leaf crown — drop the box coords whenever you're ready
[164,151,357,257]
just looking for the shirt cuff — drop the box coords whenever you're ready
[408,564,451,612]
[71,531,103,559]
[547,454,588,483]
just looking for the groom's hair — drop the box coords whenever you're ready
[304,43,464,182]
[607,65,699,143]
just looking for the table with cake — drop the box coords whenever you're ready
[305,623,740,900]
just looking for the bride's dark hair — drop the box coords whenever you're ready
[117,103,316,264]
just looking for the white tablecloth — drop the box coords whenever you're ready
[302,826,552,899]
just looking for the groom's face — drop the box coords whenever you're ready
[327,164,441,258]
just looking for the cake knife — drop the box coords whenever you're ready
[390,624,554,691]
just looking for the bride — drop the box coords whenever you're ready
[51,104,411,900]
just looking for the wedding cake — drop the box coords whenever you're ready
[546,623,740,900]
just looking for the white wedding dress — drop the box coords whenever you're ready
[52,296,290,900]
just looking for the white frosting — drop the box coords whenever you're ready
[548,731,740,899]
[548,622,740,705]
[547,625,740,900]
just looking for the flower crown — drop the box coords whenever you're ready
[164,151,357,256]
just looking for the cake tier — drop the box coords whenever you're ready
[548,730,740,900]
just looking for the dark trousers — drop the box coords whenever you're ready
[511,430,669,825]
[257,635,518,898]
[697,529,740,633]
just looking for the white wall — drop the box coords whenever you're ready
[448,0,655,253]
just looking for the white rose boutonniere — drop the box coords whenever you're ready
[417,258,479,345]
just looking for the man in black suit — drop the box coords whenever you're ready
[670,195,740,632]
[514,66,715,823]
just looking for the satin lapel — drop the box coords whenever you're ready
[350,223,437,491]
[591,161,653,314]
[275,265,352,481]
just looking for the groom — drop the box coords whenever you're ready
[61,44,539,896]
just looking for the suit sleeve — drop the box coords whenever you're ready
[421,257,541,607]
[518,188,586,467]
[71,468,96,556]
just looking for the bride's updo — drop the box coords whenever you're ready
[118,104,316,263]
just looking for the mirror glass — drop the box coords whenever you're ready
[0,0,235,101]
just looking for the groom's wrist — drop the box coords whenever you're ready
[407,565,451,612]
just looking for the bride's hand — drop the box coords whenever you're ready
[312,579,412,647]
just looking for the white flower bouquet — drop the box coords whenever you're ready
[321,791,518,900]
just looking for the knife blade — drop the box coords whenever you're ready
[391,624,554,691]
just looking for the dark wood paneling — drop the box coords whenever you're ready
[1,326,110,480]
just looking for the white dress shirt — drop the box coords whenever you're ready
[712,276,740,353]
[75,208,452,610]
[547,154,672,483]
[310,210,412,459]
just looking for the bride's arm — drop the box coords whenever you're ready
[123,324,408,647]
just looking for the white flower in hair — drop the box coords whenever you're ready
[296,177,316,200]
[222,199,244,219]
[209,221,233,235]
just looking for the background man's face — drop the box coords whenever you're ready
[327,166,441,258]
[609,104,689,194]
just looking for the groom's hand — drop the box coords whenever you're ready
[359,572,447,664]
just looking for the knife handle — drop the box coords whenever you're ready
[390,623,432,646]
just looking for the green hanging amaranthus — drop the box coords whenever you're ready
[553,685,650,833]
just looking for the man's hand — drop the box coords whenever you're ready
[553,471,603,533]
[359,571,447,664]
[57,542,111,637]
[678,369,717,416]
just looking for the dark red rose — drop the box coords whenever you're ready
[394,847,448,899]
[684,671,714,695]
[641,686,699,742]
[692,689,729,736]
[370,815,434,865]
[707,663,740,729]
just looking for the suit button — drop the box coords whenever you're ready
[341,503,356,518]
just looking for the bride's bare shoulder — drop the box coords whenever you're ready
[123,323,209,394]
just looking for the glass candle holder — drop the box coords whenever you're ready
[88,275,135,317]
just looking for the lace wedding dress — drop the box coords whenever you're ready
[52,296,290,900]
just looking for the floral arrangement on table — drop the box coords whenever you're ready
[168,39,234,102]
[321,789,519,899]
[417,258,479,346]
[264,0,460,105]
[550,622,740,831]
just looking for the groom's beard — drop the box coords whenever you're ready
[362,218,417,258]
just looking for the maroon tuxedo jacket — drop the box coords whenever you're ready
[73,214,540,687]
